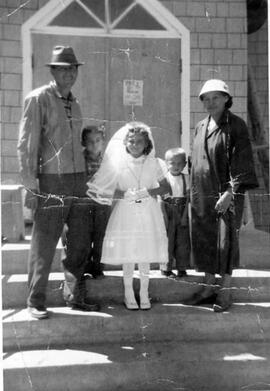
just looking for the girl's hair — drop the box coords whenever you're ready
[123,122,153,155]
[81,125,105,147]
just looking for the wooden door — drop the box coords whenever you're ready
[108,38,181,157]
[32,34,181,156]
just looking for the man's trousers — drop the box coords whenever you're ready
[27,173,91,308]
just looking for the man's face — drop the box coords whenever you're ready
[166,154,186,176]
[85,132,104,157]
[50,65,78,93]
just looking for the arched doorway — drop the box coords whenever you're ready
[22,0,190,156]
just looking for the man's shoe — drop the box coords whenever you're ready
[28,306,48,319]
[66,301,100,312]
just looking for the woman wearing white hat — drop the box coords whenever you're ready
[187,79,258,311]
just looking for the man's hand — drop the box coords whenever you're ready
[25,189,39,211]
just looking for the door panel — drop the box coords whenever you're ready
[108,38,181,157]
[32,34,181,156]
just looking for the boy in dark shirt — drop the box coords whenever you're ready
[160,148,191,278]
[82,125,111,278]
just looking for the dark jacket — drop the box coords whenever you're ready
[190,110,258,274]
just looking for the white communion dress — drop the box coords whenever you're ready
[101,153,168,265]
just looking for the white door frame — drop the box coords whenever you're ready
[22,0,190,153]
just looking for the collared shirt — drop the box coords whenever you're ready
[166,172,189,198]
[17,81,85,189]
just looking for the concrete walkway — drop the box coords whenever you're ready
[2,225,270,391]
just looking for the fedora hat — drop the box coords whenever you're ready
[46,46,84,66]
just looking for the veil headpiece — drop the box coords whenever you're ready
[87,121,155,204]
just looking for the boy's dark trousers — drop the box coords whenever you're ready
[27,173,92,308]
[164,198,191,272]
[84,202,111,276]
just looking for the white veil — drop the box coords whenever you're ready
[87,121,156,204]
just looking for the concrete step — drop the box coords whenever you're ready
[3,225,269,391]
[2,227,270,274]
[3,303,270,351]
[3,340,270,391]
[1,239,159,274]
[2,269,270,309]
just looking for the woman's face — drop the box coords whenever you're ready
[126,133,147,158]
[202,91,229,119]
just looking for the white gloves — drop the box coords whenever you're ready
[124,188,150,202]
[124,189,137,202]
[135,188,149,200]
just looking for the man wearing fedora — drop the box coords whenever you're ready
[18,45,100,319]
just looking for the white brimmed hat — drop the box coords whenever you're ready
[199,79,231,99]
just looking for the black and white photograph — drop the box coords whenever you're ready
[1,0,269,390]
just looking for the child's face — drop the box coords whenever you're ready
[85,132,104,156]
[166,154,186,175]
[126,133,147,158]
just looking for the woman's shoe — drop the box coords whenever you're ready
[213,302,231,312]
[213,289,232,312]
[124,298,139,310]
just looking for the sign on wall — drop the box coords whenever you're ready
[123,79,143,106]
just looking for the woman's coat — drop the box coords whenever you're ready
[190,110,258,274]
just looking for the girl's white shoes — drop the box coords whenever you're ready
[140,298,151,310]
[139,293,151,310]
[124,297,151,310]
[124,297,139,310]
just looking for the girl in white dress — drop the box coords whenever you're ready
[87,121,170,310]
